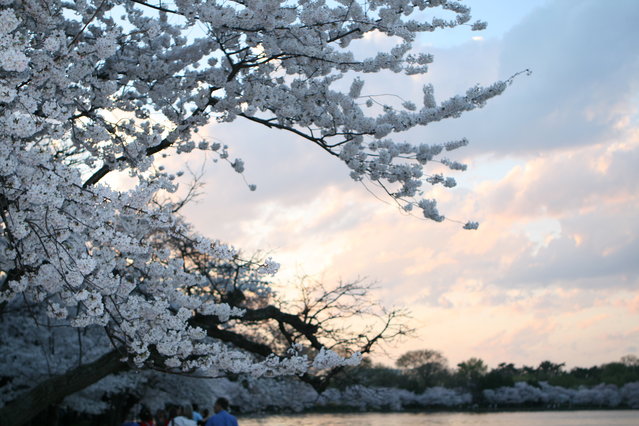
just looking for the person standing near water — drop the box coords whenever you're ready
[204,397,238,426]
[168,405,197,426]
[192,403,203,423]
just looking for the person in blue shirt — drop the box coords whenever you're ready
[204,397,238,426]
[192,403,204,423]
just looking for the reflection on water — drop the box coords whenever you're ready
[239,410,639,425]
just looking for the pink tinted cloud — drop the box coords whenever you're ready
[170,0,639,368]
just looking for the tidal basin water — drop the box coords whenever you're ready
[239,410,639,425]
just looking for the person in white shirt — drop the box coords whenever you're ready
[168,405,197,426]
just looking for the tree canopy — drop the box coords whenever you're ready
[0,0,515,423]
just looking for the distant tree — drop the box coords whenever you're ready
[567,366,602,387]
[536,360,566,377]
[496,362,519,375]
[395,349,450,392]
[458,358,488,377]
[477,362,517,390]
[621,355,639,367]
[599,362,639,386]
[456,357,488,390]
[527,360,566,386]
[396,349,448,370]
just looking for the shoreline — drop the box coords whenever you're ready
[237,405,639,418]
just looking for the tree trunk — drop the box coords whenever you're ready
[0,349,128,426]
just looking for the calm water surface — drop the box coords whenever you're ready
[239,410,639,425]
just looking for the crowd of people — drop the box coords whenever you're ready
[123,397,238,426]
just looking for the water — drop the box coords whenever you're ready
[238,410,639,425]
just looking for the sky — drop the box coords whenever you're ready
[163,0,639,369]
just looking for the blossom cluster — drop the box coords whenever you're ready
[0,0,508,386]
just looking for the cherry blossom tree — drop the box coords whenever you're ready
[0,0,516,423]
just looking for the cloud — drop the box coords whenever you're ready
[175,118,352,245]
[170,0,639,368]
[472,136,639,289]
[487,0,639,153]
[399,0,639,156]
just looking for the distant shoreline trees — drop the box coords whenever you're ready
[71,353,639,420]
[332,350,639,396]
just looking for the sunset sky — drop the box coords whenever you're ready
[169,0,639,369]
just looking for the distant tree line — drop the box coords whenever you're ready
[330,350,639,397]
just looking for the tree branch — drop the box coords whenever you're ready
[0,349,128,426]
